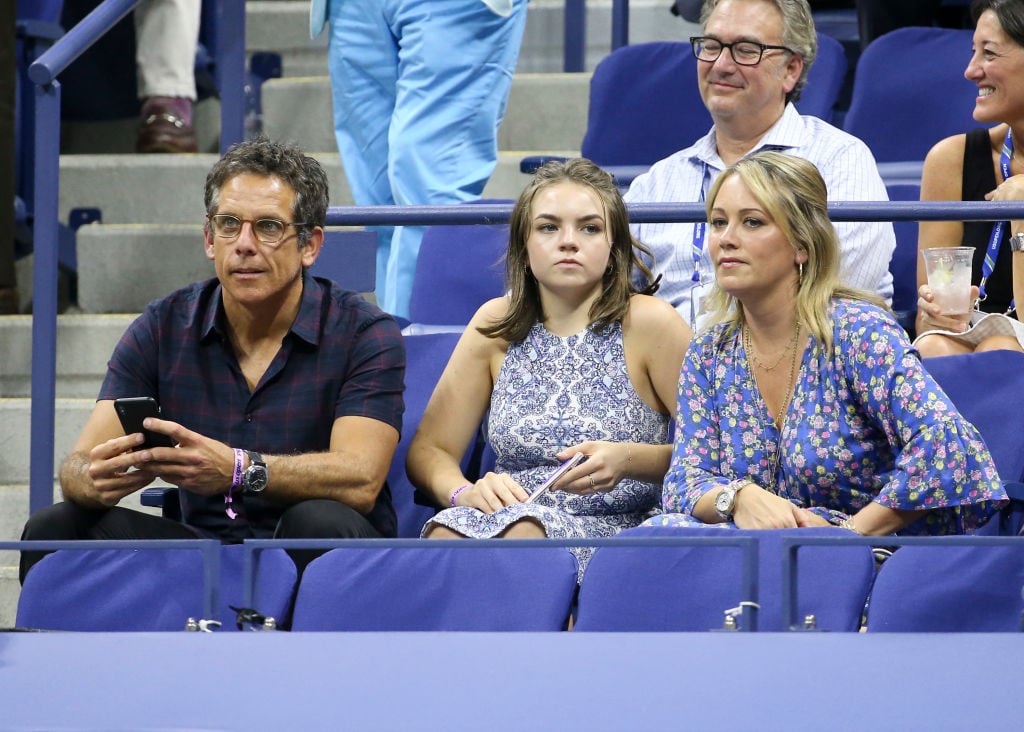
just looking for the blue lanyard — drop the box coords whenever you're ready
[978,128,1014,312]
[691,163,710,284]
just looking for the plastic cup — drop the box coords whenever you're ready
[921,246,973,316]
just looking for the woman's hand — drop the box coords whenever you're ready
[731,483,806,530]
[554,441,631,495]
[452,472,529,514]
[916,282,978,333]
[985,173,1024,204]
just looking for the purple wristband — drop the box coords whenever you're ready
[231,448,245,488]
[450,484,472,508]
[225,448,244,520]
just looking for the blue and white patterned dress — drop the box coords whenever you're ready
[423,321,670,571]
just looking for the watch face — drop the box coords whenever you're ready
[246,466,268,493]
[715,488,732,513]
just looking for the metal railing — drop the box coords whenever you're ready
[25,0,246,515]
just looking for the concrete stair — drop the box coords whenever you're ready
[2,0,699,625]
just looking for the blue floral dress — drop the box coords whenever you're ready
[424,321,670,570]
[647,298,1005,534]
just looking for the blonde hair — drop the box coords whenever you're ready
[703,151,885,349]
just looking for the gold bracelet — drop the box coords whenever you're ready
[839,516,861,534]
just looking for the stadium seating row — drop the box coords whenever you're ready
[14,528,1024,633]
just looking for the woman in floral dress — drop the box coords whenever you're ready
[650,151,1005,535]
[407,159,691,565]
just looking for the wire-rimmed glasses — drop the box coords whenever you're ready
[208,214,308,246]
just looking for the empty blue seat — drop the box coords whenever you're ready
[843,27,977,163]
[290,544,578,631]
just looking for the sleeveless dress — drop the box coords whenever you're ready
[914,128,1024,349]
[422,321,670,574]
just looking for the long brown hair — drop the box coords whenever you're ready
[479,158,658,342]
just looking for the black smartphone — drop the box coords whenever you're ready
[113,397,175,450]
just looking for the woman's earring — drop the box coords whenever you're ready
[798,261,804,282]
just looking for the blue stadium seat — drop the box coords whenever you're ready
[16,543,297,631]
[407,200,510,328]
[574,526,875,632]
[290,544,578,631]
[843,27,977,163]
[886,182,922,335]
[388,331,469,538]
[867,542,1024,631]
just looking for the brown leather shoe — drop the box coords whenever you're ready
[136,97,198,153]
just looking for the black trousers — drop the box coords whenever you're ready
[20,498,382,584]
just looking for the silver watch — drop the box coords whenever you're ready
[714,480,749,521]
[1010,232,1024,253]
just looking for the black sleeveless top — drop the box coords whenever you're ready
[962,127,1015,316]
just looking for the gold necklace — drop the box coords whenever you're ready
[754,321,801,489]
[743,322,800,372]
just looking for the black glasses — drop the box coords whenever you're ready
[208,214,308,245]
[690,36,794,66]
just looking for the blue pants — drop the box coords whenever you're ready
[327,0,527,319]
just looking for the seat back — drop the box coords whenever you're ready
[309,229,377,293]
[843,27,977,163]
[867,543,1024,631]
[389,331,473,537]
[796,32,848,125]
[407,202,510,327]
[574,526,874,632]
[581,42,712,168]
[922,351,1024,484]
[886,182,922,334]
[290,545,578,631]
[16,544,297,631]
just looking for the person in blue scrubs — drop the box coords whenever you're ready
[310,0,528,319]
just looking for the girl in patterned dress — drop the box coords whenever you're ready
[407,159,691,564]
[649,151,1005,536]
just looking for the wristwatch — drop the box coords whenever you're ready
[715,480,750,521]
[243,451,268,494]
[1010,232,1024,253]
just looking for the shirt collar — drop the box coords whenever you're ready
[199,271,323,347]
[689,102,803,168]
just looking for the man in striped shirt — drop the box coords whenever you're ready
[627,0,895,329]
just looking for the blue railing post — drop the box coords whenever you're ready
[564,0,585,72]
[216,0,246,152]
[28,81,62,515]
[612,0,630,51]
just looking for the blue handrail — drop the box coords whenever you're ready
[26,0,246,515]
[564,0,631,72]
[322,200,1024,227]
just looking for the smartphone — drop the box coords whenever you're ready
[113,397,175,450]
[525,452,587,503]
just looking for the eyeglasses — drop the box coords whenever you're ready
[690,36,794,66]
[208,214,308,245]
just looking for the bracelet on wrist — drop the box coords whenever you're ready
[225,448,244,520]
[839,516,861,534]
[450,483,472,508]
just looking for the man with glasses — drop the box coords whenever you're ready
[20,137,406,582]
[626,0,895,329]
